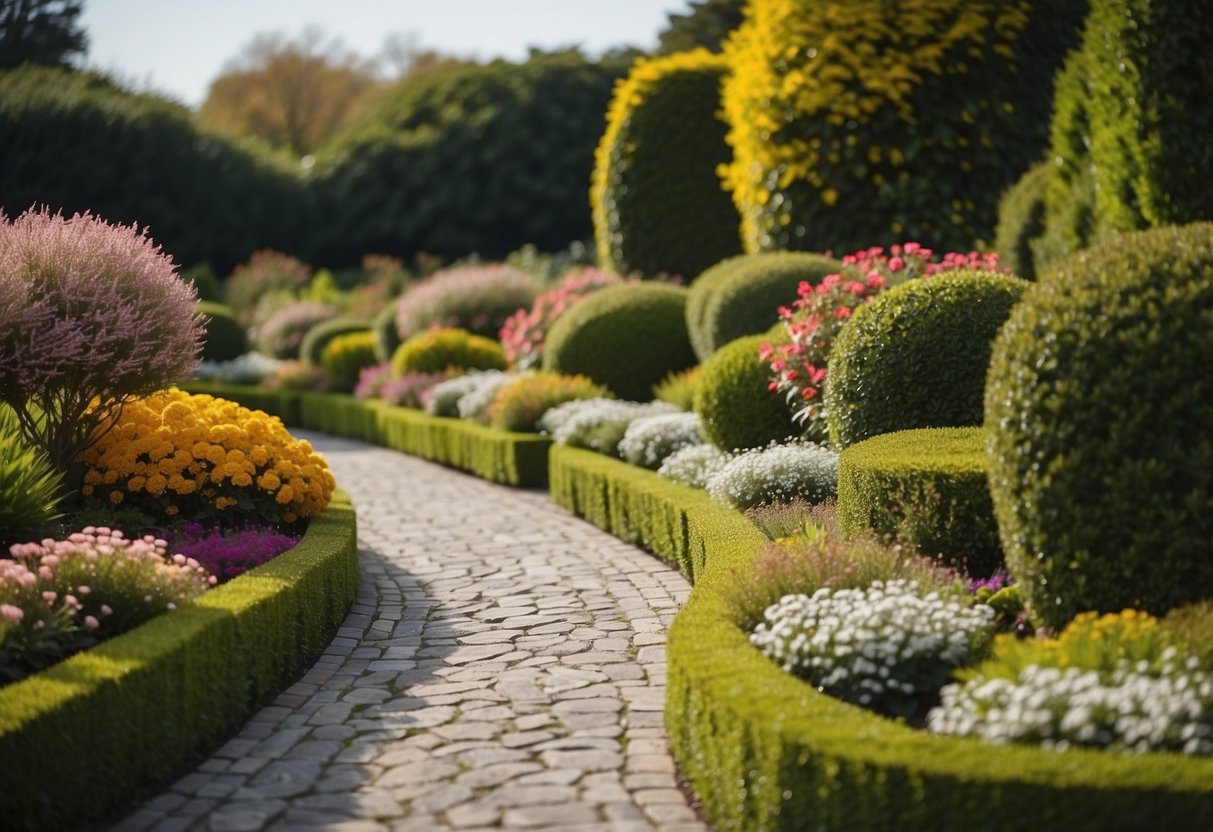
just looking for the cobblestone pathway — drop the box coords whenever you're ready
[112,432,705,832]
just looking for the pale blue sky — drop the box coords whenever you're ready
[81,1,691,107]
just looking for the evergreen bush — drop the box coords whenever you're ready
[694,334,798,452]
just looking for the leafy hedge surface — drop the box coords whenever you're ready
[685,251,840,361]
[837,427,1001,576]
[299,319,371,367]
[719,0,1085,254]
[0,66,308,274]
[693,334,798,452]
[993,161,1049,280]
[548,445,1213,832]
[194,301,248,363]
[591,49,741,280]
[311,52,624,266]
[0,491,357,832]
[985,222,1213,629]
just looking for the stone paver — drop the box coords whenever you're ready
[109,432,706,832]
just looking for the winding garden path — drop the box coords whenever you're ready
[110,432,707,832]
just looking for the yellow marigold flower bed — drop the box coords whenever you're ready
[81,388,335,526]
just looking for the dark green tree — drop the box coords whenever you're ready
[656,0,746,55]
[0,0,87,69]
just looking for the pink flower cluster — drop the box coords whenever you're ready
[499,267,627,369]
[761,243,1005,442]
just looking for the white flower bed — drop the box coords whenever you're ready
[751,580,995,714]
[194,352,285,384]
[538,398,678,453]
[656,443,732,489]
[706,441,838,509]
[456,371,526,422]
[425,370,507,417]
[617,412,704,469]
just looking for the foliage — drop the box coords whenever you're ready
[825,269,1027,449]
[0,208,203,481]
[985,222,1213,629]
[539,398,679,456]
[752,580,994,717]
[695,334,798,452]
[372,301,402,363]
[499,266,626,370]
[394,263,538,342]
[167,523,299,583]
[0,406,64,546]
[653,365,700,411]
[592,49,741,280]
[687,251,840,361]
[194,301,248,363]
[542,282,697,402]
[299,318,369,367]
[252,299,337,360]
[618,412,705,470]
[319,330,379,393]
[655,442,732,490]
[181,262,223,303]
[487,372,610,433]
[0,0,87,69]
[311,51,626,265]
[705,440,838,510]
[223,249,314,323]
[0,66,310,275]
[720,0,1085,254]
[80,388,335,527]
[993,161,1048,280]
[656,0,747,54]
[390,327,508,377]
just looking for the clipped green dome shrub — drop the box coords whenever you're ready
[299,318,370,367]
[194,301,248,363]
[993,161,1049,281]
[390,327,508,377]
[985,222,1213,629]
[320,331,380,393]
[693,334,798,452]
[591,49,741,280]
[686,251,841,361]
[372,302,402,363]
[542,282,697,402]
[837,427,1002,577]
[720,0,1085,254]
[826,270,1028,449]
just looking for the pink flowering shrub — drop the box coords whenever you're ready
[500,267,627,369]
[167,523,299,583]
[223,249,313,323]
[252,300,337,360]
[0,209,203,481]
[395,263,539,342]
[760,243,1005,443]
[353,363,394,400]
[0,526,214,684]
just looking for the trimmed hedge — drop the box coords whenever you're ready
[548,443,1213,832]
[300,318,370,367]
[837,427,1001,576]
[693,334,798,452]
[0,489,358,832]
[390,328,508,377]
[685,251,840,361]
[591,49,741,280]
[993,161,1049,280]
[194,301,248,363]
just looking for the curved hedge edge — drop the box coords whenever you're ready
[182,381,303,427]
[0,490,358,832]
[546,445,1213,831]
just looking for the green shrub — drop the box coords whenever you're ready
[193,301,248,363]
[542,282,697,401]
[372,302,402,364]
[299,319,370,367]
[719,0,1085,254]
[591,49,741,279]
[694,334,798,452]
[391,328,508,377]
[826,270,1029,449]
[181,263,222,303]
[985,222,1213,629]
[837,427,1002,577]
[0,408,64,547]
[488,372,610,433]
[0,66,309,275]
[686,251,841,361]
[311,52,626,265]
[653,366,700,411]
[993,161,1049,280]
[319,331,379,393]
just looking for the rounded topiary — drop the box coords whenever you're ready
[686,251,841,361]
[372,302,402,363]
[320,331,379,393]
[299,318,370,367]
[837,427,1002,577]
[826,270,1029,449]
[591,49,742,280]
[542,282,697,402]
[993,161,1049,281]
[194,301,248,363]
[985,222,1213,629]
[390,327,508,377]
[693,334,798,452]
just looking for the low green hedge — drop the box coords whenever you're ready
[549,446,1213,832]
[0,490,358,832]
[836,427,1002,577]
[183,381,303,426]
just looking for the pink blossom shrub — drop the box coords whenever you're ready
[353,363,393,400]
[223,249,313,323]
[252,300,337,359]
[0,209,203,480]
[500,267,627,369]
[379,371,456,409]
[761,243,1005,443]
[395,263,539,342]
[167,523,299,583]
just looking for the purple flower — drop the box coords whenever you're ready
[969,569,1012,595]
[167,524,300,584]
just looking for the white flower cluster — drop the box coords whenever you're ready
[194,352,285,384]
[927,651,1213,755]
[656,443,733,489]
[751,580,995,713]
[456,371,527,422]
[706,441,839,509]
[617,412,705,469]
[538,398,679,453]
[425,370,507,417]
